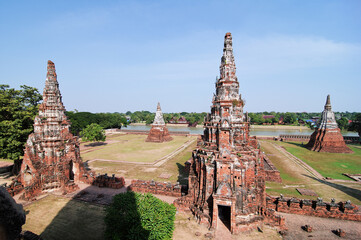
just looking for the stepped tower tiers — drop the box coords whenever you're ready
[146,102,173,143]
[7,61,94,200]
[306,95,353,153]
[174,33,282,234]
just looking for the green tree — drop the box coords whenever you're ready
[284,112,298,124]
[80,123,106,142]
[105,192,176,240]
[0,85,42,169]
[349,113,361,137]
[337,117,349,131]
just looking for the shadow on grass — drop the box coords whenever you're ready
[85,142,107,147]
[40,186,148,240]
[283,141,308,149]
[302,174,361,201]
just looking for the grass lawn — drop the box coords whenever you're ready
[275,141,361,180]
[88,140,196,184]
[81,134,195,163]
[23,195,105,240]
[260,140,361,204]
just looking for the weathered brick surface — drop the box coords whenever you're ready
[306,95,353,153]
[267,196,361,221]
[7,61,94,200]
[130,179,182,197]
[174,33,284,234]
[263,156,282,183]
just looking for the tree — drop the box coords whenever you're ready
[80,123,106,142]
[283,112,298,124]
[337,117,349,131]
[0,85,42,167]
[349,113,361,137]
[105,192,176,240]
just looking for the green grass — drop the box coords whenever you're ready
[276,142,361,180]
[266,182,302,197]
[81,134,195,163]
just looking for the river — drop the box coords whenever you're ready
[123,125,358,137]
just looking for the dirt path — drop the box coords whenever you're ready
[269,141,324,179]
[214,219,232,240]
[280,212,361,240]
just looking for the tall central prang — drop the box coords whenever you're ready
[175,33,268,234]
[203,32,251,153]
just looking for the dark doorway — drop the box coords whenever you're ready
[218,205,231,231]
[69,160,74,181]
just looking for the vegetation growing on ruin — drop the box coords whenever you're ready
[105,192,176,240]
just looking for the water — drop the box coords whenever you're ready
[123,125,358,137]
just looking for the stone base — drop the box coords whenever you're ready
[306,128,353,153]
[146,125,173,143]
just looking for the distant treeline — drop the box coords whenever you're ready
[66,111,128,135]
[66,111,361,135]
[125,111,208,126]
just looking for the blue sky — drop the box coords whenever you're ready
[1,0,360,113]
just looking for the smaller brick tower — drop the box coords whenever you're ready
[306,95,353,153]
[7,61,93,200]
[146,103,173,143]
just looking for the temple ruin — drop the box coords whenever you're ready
[306,95,353,153]
[146,102,173,143]
[7,60,93,200]
[174,33,282,234]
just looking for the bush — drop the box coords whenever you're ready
[105,192,176,240]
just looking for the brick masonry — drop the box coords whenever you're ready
[267,195,361,221]
[7,61,94,200]
[92,174,125,189]
[129,179,183,197]
[174,33,285,234]
[306,95,353,153]
[146,102,173,143]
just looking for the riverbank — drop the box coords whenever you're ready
[250,125,309,130]
[130,122,310,130]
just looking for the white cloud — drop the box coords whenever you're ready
[234,35,361,76]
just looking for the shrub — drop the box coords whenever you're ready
[105,192,176,240]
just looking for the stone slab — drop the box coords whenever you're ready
[296,188,318,196]
[159,173,172,179]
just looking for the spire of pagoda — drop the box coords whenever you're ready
[152,102,165,125]
[219,32,237,82]
[43,60,64,108]
[324,94,332,111]
[318,94,337,129]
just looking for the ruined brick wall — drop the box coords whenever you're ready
[279,134,310,142]
[92,174,125,189]
[263,157,282,183]
[267,196,361,221]
[129,180,182,197]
